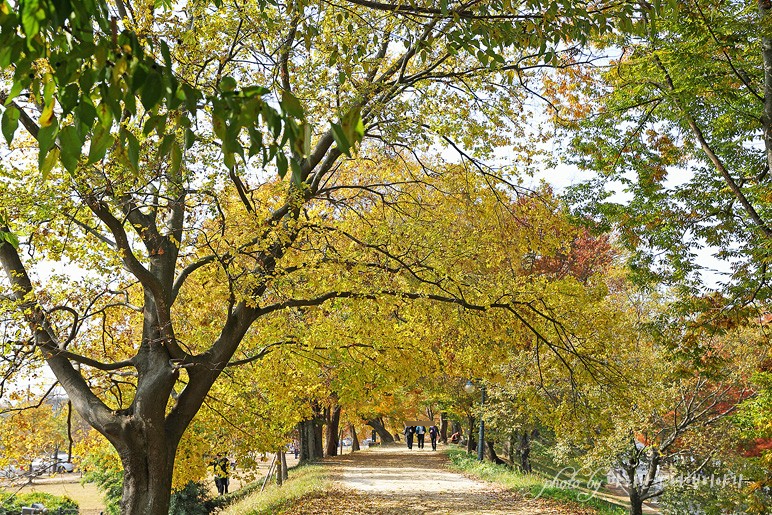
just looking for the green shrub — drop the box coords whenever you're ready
[82,464,122,515]
[169,481,212,515]
[86,470,227,514]
[0,491,78,514]
[660,479,772,515]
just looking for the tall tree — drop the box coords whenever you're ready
[547,0,771,302]
[0,0,649,512]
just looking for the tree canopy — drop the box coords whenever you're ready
[546,0,771,302]
[0,0,660,512]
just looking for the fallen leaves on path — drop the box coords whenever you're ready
[280,446,599,514]
[281,488,597,514]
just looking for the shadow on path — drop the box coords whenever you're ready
[281,445,598,514]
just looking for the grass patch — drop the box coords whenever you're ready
[1,481,104,512]
[446,449,626,515]
[217,464,331,515]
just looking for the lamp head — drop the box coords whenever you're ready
[464,380,475,394]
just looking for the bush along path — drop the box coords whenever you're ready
[278,445,606,514]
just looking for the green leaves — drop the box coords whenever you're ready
[210,83,303,175]
[59,125,82,173]
[220,75,237,93]
[37,117,58,163]
[0,228,19,249]
[19,0,47,39]
[331,108,364,157]
[40,146,59,180]
[141,71,165,111]
[87,124,114,164]
[330,122,350,156]
[0,212,19,249]
[1,105,19,145]
[126,131,140,171]
[0,0,305,183]
[280,91,304,119]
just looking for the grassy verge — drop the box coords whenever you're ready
[216,464,331,515]
[446,449,627,515]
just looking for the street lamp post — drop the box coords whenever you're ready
[464,380,486,461]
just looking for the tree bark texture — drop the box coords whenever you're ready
[518,430,532,472]
[350,424,360,451]
[298,417,324,463]
[366,417,395,444]
[629,487,644,515]
[324,404,342,457]
[467,415,476,454]
[485,440,506,465]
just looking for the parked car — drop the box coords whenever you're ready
[0,463,21,479]
[31,453,75,475]
[54,460,75,473]
[341,437,353,447]
[54,453,75,473]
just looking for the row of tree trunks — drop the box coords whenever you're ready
[459,420,528,468]
[302,401,376,463]
[298,410,324,463]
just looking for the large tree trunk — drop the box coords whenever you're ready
[275,451,287,485]
[485,440,506,465]
[116,420,179,514]
[324,404,341,457]
[466,415,476,454]
[439,412,448,444]
[298,416,324,463]
[114,333,188,515]
[624,462,647,515]
[518,430,532,472]
[121,456,174,514]
[350,424,360,452]
[628,487,644,515]
[366,417,395,444]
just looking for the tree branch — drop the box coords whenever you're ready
[653,55,772,239]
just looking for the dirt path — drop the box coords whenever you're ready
[282,445,598,514]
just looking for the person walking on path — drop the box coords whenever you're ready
[428,425,439,450]
[404,425,415,449]
[210,452,230,495]
[415,425,426,449]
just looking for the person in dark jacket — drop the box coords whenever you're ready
[428,425,439,450]
[404,425,415,449]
